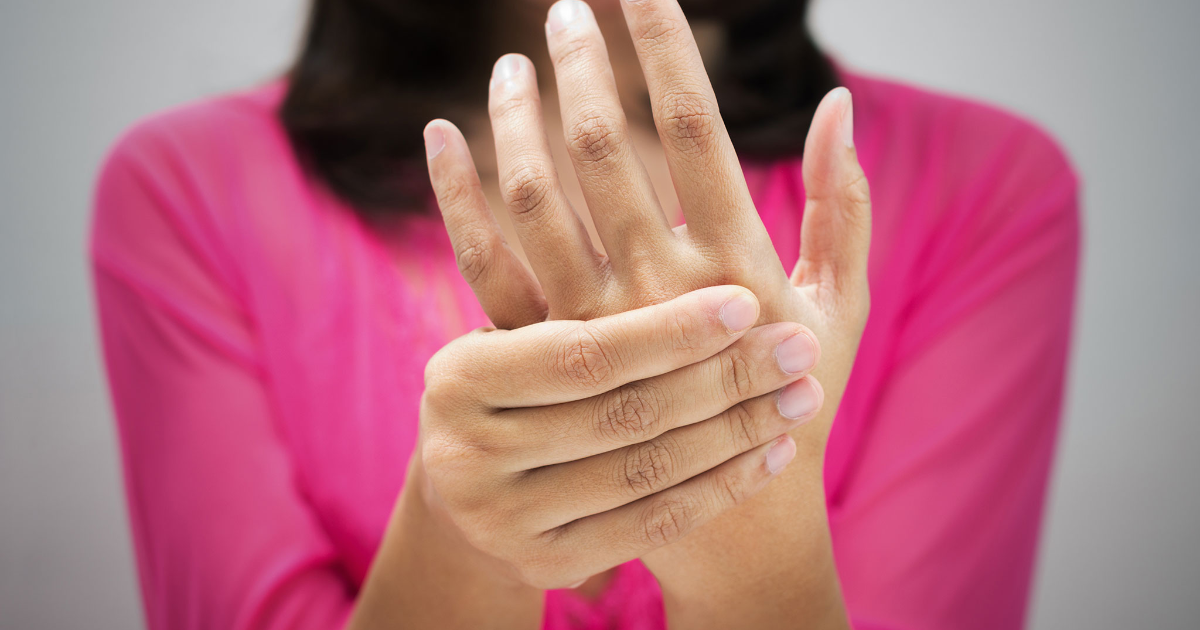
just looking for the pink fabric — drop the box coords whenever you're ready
[91,69,1079,630]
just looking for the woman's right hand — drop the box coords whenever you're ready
[417,284,824,589]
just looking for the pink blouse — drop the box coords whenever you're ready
[91,70,1079,630]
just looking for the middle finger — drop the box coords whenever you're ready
[544,0,675,271]
[618,0,764,241]
[489,53,605,309]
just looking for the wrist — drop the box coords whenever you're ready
[348,452,542,629]
[643,430,847,629]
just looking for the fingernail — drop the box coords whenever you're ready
[718,293,758,333]
[568,579,587,589]
[766,436,797,474]
[775,332,817,374]
[547,0,588,35]
[836,87,854,149]
[424,124,445,160]
[491,55,524,90]
[778,379,819,420]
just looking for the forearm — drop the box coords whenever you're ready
[347,459,543,630]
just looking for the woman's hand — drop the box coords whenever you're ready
[417,286,822,589]
[427,0,868,331]
[423,0,871,626]
[353,288,822,629]
[423,0,867,391]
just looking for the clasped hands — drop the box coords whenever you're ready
[419,0,870,596]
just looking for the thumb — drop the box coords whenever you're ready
[791,87,872,295]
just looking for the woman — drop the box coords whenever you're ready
[91,0,1079,628]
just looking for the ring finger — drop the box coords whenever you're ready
[521,377,823,527]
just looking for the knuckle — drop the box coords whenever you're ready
[422,348,459,405]
[557,324,617,390]
[420,432,489,480]
[718,349,755,401]
[633,16,686,51]
[641,497,692,547]
[665,307,702,354]
[725,402,761,449]
[489,89,530,120]
[512,549,570,590]
[660,93,719,154]
[712,468,751,507]
[843,170,873,209]
[598,381,664,443]
[422,332,489,407]
[566,113,625,171]
[552,36,595,69]
[619,436,677,495]
[437,174,480,211]
[502,164,555,221]
[454,234,495,285]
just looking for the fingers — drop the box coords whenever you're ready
[520,377,822,525]
[424,120,549,329]
[544,0,674,269]
[503,321,820,467]
[617,0,762,240]
[488,53,605,308]
[791,88,872,296]
[424,285,761,409]
[546,434,797,586]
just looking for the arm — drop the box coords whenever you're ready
[833,143,1080,629]
[91,131,540,630]
[94,264,356,630]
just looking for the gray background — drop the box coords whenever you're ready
[1,0,1197,627]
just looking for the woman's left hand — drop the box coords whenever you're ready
[424,0,871,626]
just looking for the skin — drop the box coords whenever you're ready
[348,0,872,628]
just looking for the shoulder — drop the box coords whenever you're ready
[846,69,1075,170]
[100,81,288,161]
[833,72,1081,375]
[841,69,1080,274]
[90,82,301,271]
[93,81,291,220]
[846,69,1079,213]
[89,82,296,324]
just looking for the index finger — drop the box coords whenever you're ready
[619,0,761,239]
[429,285,761,408]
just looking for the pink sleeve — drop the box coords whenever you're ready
[90,122,354,630]
[833,129,1081,630]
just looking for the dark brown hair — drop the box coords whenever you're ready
[279,0,836,216]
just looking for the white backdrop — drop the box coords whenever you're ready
[1,1,1197,627]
